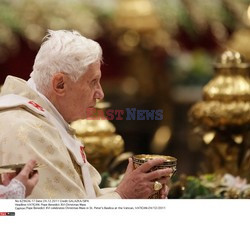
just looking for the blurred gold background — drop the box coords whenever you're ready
[1,0,250,198]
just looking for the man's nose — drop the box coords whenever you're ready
[94,86,104,100]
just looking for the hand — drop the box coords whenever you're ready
[2,173,16,186]
[12,160,39,197]
[159,184,169,199]
[116,158,172,199]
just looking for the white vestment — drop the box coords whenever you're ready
[0,76,121,199]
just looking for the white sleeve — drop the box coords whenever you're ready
[0,178,26,199]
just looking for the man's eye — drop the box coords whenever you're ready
[93,80,98,85]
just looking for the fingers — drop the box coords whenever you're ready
[148,182,169,199]
[157,176,169,185]
[145,167,172,180]
[117,157,172,199]
[2,173,16,186]
[150,184,169,199]
[137,158,165,173]
[24,171,39,198]
[159,184,169,199]
[19,159,37,178]
[124,158,134,175]
[29,172,39,187]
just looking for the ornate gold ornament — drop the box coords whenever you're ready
[189,51,250,180]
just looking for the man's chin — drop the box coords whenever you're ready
[69,114,87,123]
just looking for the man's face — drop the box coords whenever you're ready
[62,61,104,122]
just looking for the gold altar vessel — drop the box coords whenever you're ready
[132,154,177,198]
[189,51,250,181]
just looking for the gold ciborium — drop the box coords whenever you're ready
[132,154,177,199]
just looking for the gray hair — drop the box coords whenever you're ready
[30,30,102,92]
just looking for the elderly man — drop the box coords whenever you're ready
[0,30,171,198]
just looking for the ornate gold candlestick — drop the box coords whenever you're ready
[189,51,250,181]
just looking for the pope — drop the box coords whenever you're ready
[0,30,172,199]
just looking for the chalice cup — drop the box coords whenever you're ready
[132,154,177,199]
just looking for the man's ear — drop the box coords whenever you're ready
[52,73,66,96]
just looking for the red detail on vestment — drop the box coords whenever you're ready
[28,101,44,112]
[80,146,86,163]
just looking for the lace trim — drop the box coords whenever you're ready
[0,178,26,199]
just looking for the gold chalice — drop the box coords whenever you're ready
[132,154,177,199]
